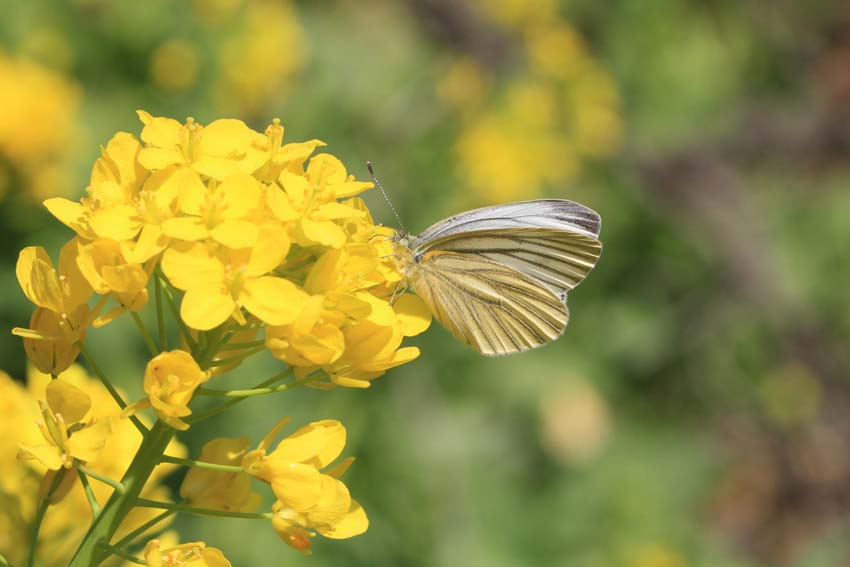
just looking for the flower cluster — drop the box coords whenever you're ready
[17,111,429,390]
[11,111,429,564]
[0,364,184,566]
[437,9,622,204]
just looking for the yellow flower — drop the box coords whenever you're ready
[125,350,210,430]
[13,243,95,373]
[18,379,112,471]
[0,51,80,202]
[251,118,326,184]
[143,539,232,567]
[45,131,149,242]
[75,237,150,313]
[150,39,200,93]
[268,291,431,389]
[136,111,266,181]
[161,171,263,248]
[214,0,306,115]
[0,364,185,566]
[267,153,372,249]
[161,240,305,331]
[180,437,261,512]
[242,418,368,553]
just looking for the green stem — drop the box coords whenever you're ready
[111,508,174,551]
[197,371,321,398]
[68,421,175,567]
[160,455,243,473]
[198,326,226,369]
[77,467,102,517]
[130,310,158,357]
[186,368,295,423]
[206,344,265,368]
[217,339,265,351]
[135,499,272,520]
[26,468,65,567]
[77,463,126,494]
[0,551,9,567]
[156,269,198,354]
[154,268,166,351]
[77,342,148,436]
[96,543,145,565]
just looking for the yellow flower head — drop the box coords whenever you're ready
[180,437,261,512]
[18,379,112,472]
[144,539,233,567]
[126,350,210,430]
[242,418,368,552]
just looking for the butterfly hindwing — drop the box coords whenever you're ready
[407,251,569,356]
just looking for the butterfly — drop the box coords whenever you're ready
[389,199,602,356]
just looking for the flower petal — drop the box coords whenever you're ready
[210,219,258,249]
[67,418,113,463]
[181,284,235,330]
[272,420,346,468]
[45,379,91,424]
[319,499,369,539]
[393,294,432,336]
[239,277,306,325]
[161,243,224,290]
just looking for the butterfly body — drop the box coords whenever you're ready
[389,199,602,356]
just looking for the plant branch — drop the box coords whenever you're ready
[160,455,243,473]
[77,342,148,436]
[134,499,272,520]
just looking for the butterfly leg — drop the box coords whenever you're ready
[389,280,409,305]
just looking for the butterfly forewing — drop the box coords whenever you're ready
[413,199,601,245]
[420,228,601,295]
[408,252,569,356]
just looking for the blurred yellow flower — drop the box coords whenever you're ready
[180,437,261,512]
[0,364,185,566]
[0,51,80,202]
[143,539,233,567]
[125,350,210,430]
[150,38,201,93]
[214,0,306,115]
[440,17,622,204]
[243,418,368,553]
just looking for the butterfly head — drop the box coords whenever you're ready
[391,229,412,249]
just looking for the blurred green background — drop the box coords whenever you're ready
[3,0,850,565]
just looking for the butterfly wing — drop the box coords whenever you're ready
[407,251,569,356]
[413,199,601,243]
[412,200,602,295]
[421,228,601,294]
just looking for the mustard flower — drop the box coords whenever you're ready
[125,350,210,430]
[180,437,261,512]
[143,539,232,567]
[13,243,95,373]
[18,379,112,471]
[161,240,306,331]
[242,418,368,553]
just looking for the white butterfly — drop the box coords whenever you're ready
[390,199,602,356]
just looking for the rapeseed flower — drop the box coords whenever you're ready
[242,418,368,553]
[125,350,210,430]
[143,539,233,567]
[13,110,430,562]
[180,437,261,512]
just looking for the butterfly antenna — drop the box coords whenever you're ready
[367,161,405,231]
